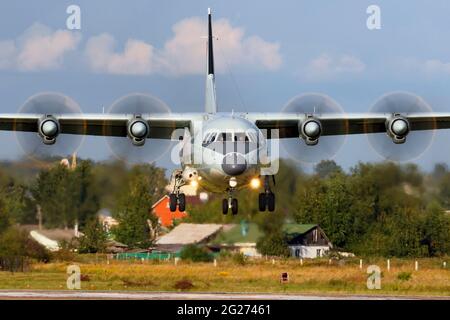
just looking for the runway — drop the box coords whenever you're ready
[0,290,446,300]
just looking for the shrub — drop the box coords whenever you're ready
[25,238,51,263]
[256,232,290,257]
[78,218,108,253]
[397,272,412,281]
[180,244,213,262]
[0,226,52,270]
[232,252,247,265]
[0,227,27,257]
[51,247,75,262]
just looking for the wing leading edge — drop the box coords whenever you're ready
[3,112,450,140]
[0,113,194,140]
[250,113,450,138]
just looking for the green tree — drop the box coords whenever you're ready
[78,217,108,253]
[112,165,166,248]
[256,214,290,257]
[256,232,290,257]
[314,160,342,178]
[72,161,100,227]
[180,244,213,262]
[32,161,100,229]
[421,202,450,256]
[33,164,75,228]
[0,227,27,257]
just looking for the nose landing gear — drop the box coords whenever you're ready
[169,193,186,212]
[223,188,238,215]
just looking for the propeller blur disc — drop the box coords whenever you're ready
[16,92,84,163]
[105,93,174,164]
[367,92,435,162]
[280,93,347,164]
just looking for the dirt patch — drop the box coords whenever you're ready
[174,279,194,290]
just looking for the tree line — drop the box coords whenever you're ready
[187,160,450,257]
[0,157,449,258]
[0,159,167,257]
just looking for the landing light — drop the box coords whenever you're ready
[191,180,199,188]
[229,177,238,188]
[250,178,261,189]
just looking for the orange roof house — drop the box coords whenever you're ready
[151,195,188,227]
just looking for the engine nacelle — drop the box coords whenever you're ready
[38,116,59,145]
[299,117,322,146]
[127,117,149,146]
[386,115,409,144]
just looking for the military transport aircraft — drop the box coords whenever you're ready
[1,9,449,215]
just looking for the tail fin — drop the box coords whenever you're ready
[205,8,217,113]
[207,8,214,76]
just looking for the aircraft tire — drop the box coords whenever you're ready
[178,193,186,212]
[258,193,267,212]
[231,198,238,215]
[169,193,177,212]
[267,193,275,212]
[222,199,228,215]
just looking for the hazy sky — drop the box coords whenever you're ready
[1,0,450,172]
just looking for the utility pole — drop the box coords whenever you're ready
[36,205,42,230]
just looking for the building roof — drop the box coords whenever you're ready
[283,224,317,236]
[212,223,263,244]
[212,223,319,245]
[28,228,80,252]
[156,223,223,245]
[31,228,79,242]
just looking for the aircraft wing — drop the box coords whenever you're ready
[248,113,450,138]
[0,113,197,139]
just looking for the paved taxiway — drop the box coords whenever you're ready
[0,290,448,300]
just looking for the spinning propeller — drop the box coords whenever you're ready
[366,92,435,162]
[16,92,84,163]
[280,93,347,164]
[105,93,174,164]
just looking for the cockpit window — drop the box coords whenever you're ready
[247,132,257,143]
[217,132,233,142]
[202,132,217,146]
[203,130,259,154]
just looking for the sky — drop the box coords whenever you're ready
[1,0,450,172]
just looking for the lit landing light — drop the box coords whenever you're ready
[229,177,238,188]
[191,180,199,188]
[250,178,261,189]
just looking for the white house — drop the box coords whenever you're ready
[285,224,332,258]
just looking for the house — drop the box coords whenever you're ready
[211,223,333,259]
[27,227,81,252]
[97,208,119,232]
[104,240,128,253]
[210,222,262,257]
[284,224,332,258]
[155,223,223,252]
[151,195,189,228]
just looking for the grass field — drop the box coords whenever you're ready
[0,256,449,297]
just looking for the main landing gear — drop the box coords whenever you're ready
[222,188,238,215]
[259,176,275,212]
[169,170,186,212]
